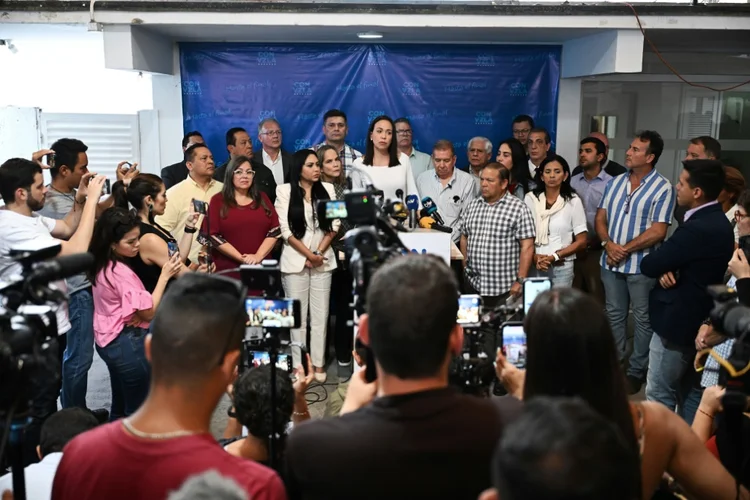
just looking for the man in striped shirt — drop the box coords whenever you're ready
[595,130,675,394]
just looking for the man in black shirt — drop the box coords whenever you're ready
[161,131,204,190]
[284,255,521,500]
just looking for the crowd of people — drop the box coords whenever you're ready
[0,107,748,500]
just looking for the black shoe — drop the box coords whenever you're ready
[90,408,110,424]
[626,375,643,395]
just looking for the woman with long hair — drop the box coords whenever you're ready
[317,145,355,375]
[496,137,532,199]
[111,174,199,292]
[524,154,587,288]
[275,149,339,382]
[88,207,181,420]
[350,115,419,202]
[204,155,280,279]
[496,288,745,500]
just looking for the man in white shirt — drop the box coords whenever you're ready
[258,118,292,185]
[466,137,492,179]
[0,408,99,499]
[527,128,551,180]
[416,140,478,243]
[395,117,434,180]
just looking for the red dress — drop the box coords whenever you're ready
[204,192,280,279]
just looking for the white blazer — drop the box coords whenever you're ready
[275,182,340,274]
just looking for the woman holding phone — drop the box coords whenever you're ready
[88,207,181,420]
[275,149,339,382]
[205,155,281,279]
[112,174,199,292]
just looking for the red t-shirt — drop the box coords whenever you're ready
[205,192,280,279]
[52,422,287,500]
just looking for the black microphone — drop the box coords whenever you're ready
[395,189,404,202]
[29,253,94,284]
[421,196,446,226]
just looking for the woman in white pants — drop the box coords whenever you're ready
[275,149,339,382]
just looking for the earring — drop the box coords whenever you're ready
[148,204,154,213]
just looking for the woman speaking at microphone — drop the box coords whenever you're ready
[275,149,339,382]
[350,115,419,202]
[524,154,587,288]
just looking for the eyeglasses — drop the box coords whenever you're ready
[234,169,255,177]
[261,130,282,137]
[396,130,412,136]
[513,128,531,135]
[735,210,748,222]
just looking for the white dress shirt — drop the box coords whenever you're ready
[350,152,419,202]
[263,148,285,185]
[0,452,63,499]
[524,193,588,262]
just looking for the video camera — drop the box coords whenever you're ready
[707,285,750,394]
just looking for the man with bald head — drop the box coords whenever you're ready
[571,132,626,177]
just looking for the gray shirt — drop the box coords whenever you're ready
[416,168,479,243]
[38,188,91,293]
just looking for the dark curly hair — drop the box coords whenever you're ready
[233,364,295,468]
[87,207,141,286]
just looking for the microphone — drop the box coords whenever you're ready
[395,188,404,202]
[29,253,94,284]
[418,215,453,234]
[383,200,408,221]
[421,196,445,226]
[405,194,419,229]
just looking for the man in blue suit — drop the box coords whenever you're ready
[641,159,734,423]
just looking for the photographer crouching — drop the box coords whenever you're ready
[284,254,521,500]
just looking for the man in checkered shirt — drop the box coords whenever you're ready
[315,109,362,176]
[457,163,535,307]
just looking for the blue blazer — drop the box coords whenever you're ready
[640,203,734,347]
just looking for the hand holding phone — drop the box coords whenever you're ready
[167,241,179,258]
[192,198,208,215]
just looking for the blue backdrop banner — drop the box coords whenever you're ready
[179,43,561,166]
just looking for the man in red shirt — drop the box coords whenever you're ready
[52,274,286,500]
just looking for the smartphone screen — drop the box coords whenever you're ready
[523,278,552,316]
[500,322,527,369]
[326,200,348,219]
[192,198,207,215]
[167,241,179,258]
[457,294,481,326]
[246,349,292,372]
[245,297,301,329]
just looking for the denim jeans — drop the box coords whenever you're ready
[61,288,95,409]
[600,268,655,380]
[532,262,575,288]
[95,325,151,421]
[645,334,699,423]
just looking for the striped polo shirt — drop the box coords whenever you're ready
[598,168,675,274]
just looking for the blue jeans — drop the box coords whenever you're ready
[646,334,699,424]
[600,268,655,380]
[95,326,151,421]
[532,262,575,288]
[61,288,95,408]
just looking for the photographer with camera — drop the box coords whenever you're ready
[0,157,106,465]
[52,274,285,500]
[284,255,521,499]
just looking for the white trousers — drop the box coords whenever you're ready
[282,268,333,367]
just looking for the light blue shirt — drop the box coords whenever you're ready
[406,148,434,180]
[598,168,675,274]
[570,168,613,238]
[416,167,479,242]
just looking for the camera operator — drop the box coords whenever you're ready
[480,397,640,500]
[51,274,285,500]
[284,255,521,500]
[0,157,106,465]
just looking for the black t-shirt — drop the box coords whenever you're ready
[129,222,175,293]
[284,387,521,500]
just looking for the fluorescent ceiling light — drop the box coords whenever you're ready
[357,31,383,39]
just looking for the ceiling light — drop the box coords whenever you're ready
[357,32,383,40]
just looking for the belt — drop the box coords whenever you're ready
[551,259,566,267]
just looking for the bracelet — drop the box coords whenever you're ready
[74,197,86,206]
[293,410,310,417]
[552,252,561,262]
[697,407,714,419]
[184,226,197,234]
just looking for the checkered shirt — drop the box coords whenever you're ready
[701,339,734,387]
[315,142,362,177]
[457,193,536,296]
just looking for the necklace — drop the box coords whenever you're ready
[122,418,201,440]
[49,185,76,202]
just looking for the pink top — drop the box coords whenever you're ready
[92,261,152,348]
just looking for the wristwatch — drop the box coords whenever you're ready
[601,240,610,248]
[312,250,322,256]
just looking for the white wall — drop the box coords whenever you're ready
[0,24,152,114]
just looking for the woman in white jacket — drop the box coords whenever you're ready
[275,149,339,382]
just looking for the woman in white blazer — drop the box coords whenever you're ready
[275,149,339,382]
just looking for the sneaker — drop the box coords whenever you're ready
[626,375,643,395]
[337,360,352,379]
[90,408,110,424]
[314,371,327,383]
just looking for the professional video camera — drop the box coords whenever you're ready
[0,244,93,500]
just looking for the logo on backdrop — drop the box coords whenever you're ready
[510,82,528,97]
[258,110,276,122]
[475,112,493,126]
[401,82,421,96]
[295,139,313,150]
[368,110,386,123]
[476,54,495,67]
[367,50,387,66]
[257,52,277,66]
[293,81,312,96]
[182,81,202,96]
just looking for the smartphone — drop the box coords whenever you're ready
[245,348,293,372]
[245,297,301,329]
[167,241,179,258]
[103,179,111,195]
[523,277,552,317]
[500,321,527,369]
[47,152,56,169]
[192,198,208,215]
[197,252,212,267]
[197,233,212,248]
[321,200,348,221]
[457,294,482,327]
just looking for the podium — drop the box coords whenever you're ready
[397,228,462,264]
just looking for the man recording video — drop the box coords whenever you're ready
[284,254,521,499]
[0,157,106,465]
